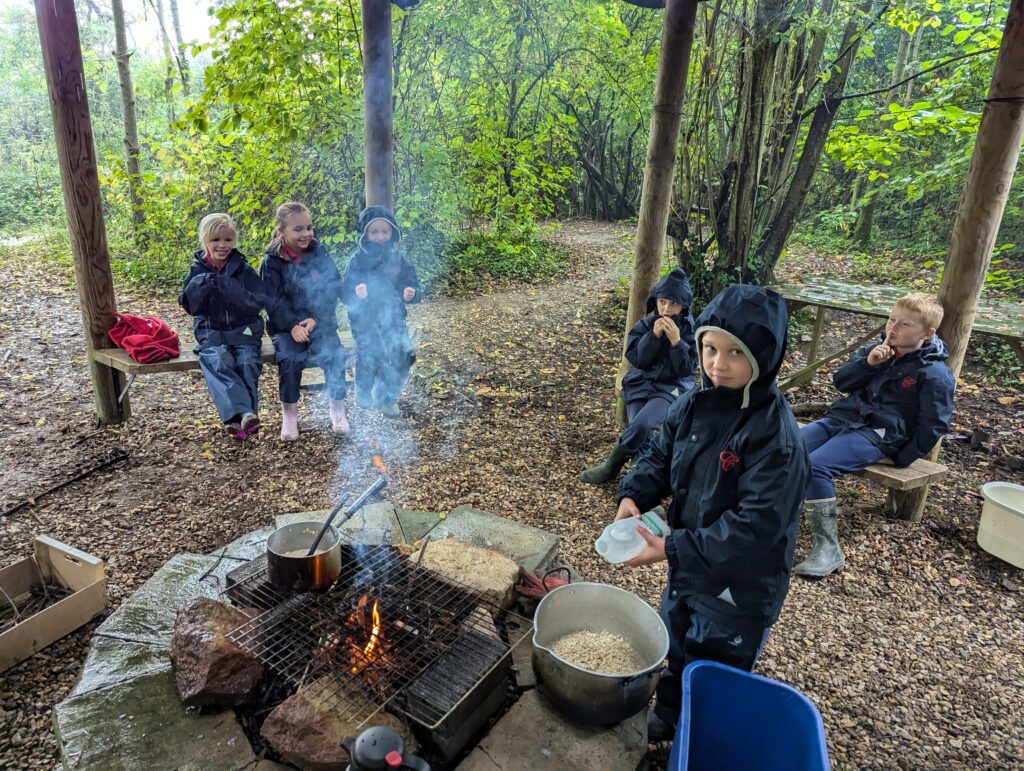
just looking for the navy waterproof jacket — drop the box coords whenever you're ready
[619,284,810,628]
[178,249,266,348]
[340,206,421,338]
[259,240,345,337]
[621,269,697,403]
[826,334,955,467]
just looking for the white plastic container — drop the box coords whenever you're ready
[595,511,670,564]
[978,481,1024,569]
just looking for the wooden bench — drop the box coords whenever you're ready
[90,332,356,404]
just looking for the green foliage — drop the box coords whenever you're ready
[965,337,1024,390]
[442,218,563,290]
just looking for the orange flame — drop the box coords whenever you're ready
[372,455,386,475]
[363,599,381,658]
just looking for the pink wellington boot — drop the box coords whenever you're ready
[280,402,299,442]
[330,398,350,435]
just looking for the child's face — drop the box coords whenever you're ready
[282,211,314,252]
[204,227,236,262]
[366,219,392,244]
[701,330,754,389]
[886,309,935,351]
[656,298,684,317]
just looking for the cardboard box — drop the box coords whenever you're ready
[0,536,106,672]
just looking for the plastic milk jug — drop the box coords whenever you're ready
[594,510,671,564]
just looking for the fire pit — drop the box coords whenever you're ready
[222,540,532,764]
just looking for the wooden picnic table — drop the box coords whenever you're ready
[772,276,1024,391]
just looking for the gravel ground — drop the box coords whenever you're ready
[1,220,1022,769]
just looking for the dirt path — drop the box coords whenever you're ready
[1,221,1022,769]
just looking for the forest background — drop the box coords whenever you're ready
[1,0,1022,341]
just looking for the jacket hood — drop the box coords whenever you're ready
[357,205,402,249]
[645,268,693,314]
[694,284,789,408]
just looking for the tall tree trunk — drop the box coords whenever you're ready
[938,0,1024,379]
[752,1,876,282]
[903,23,924,105]
[168,0,190,96]
[623,0,701,345]
[111,0,144,230]
[155,0,175,127]
[889,29,910,98]
[34,0,129,424]
[362,0,394,209]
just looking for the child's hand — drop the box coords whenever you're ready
[625,529,667,567]
[616,497,641,521]
[652,318,666,338]
[355,283,368,300]
[403,287,416,302]
[291,323,310,343]
[663,320,681,347]
[868,332,894,366]
[300,318,317,333]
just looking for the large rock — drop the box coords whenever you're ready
[409,537,519,607]
[261,674,414,771]
[170,597,262,706]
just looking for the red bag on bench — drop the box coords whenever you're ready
[107,313,180,363]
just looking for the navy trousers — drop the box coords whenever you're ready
[654,582,770,727]
[802,417,886,500]
[620,397,673,451]
[354,325,415,406]
[197,344,262,422]
[273,331,348,403]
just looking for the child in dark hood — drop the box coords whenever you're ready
[580,268,697,484]
[614,284,810,741]
[179,213,266,439]
[260,202,350,441]
[340,206,421,419]
[794,292,955,578]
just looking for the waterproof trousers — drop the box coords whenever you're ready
[272,331,348,403]
[354,325,415,406]
[197,343,262,422]
[620,397,673,451]
[802,417,886,500]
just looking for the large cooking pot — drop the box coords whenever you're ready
[532,582,669,726]
[267,521,343,593]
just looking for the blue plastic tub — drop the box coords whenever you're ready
[668,660,830,771]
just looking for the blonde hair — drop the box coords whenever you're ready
[893,292,944,331]
[268,202,311,251]
[198,213,237,247]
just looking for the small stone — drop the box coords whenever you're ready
[11,733,22,746]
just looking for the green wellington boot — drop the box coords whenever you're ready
[794,499,845,578]
[580,442,636,485]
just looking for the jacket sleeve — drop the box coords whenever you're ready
[260,258,299,331]
[663,443,809,581]
[666,314,697,379]
[625,319,661,370]
[339,255,361,305]
[832,343,880,394]
[220,267,266,319]
[617,396,683,511]
[892,365,956,467]
[398,254,422,303]
[178,267,217,318]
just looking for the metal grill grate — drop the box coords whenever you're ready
[223,543,532,730]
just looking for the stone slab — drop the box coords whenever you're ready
[54,668,255,770]
[429,506,560,571]
[93,554,236,646]
[394,507,449,543]
[510,635,537,689]
[456,689,647,771]
[274,502,401,544]
[212,527,275,561]
[71,637,171,698]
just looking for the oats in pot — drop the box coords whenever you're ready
[550,629,646,674]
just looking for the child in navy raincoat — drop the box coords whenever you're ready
[340,206,421,419]
[580,268,697,484]
[794,292,955,578]
[260,202,350,441]
[615,284,810,740]
[179,213,266,439]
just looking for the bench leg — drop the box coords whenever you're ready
[885,484,930,522]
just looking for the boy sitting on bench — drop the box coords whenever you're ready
[795,293,955,578]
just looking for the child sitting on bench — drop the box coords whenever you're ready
[795,292,956,577]
[179,213,266,440]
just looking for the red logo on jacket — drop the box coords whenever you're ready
[902,376,917,389]
[720,451,740,472]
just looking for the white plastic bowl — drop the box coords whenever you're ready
[978,482,1024,569]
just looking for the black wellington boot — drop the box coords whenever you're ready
[580,442,636,485]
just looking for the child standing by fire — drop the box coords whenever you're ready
[613,284,810,741]
[793,292,955,577]
[260,202,350,441]
[580,268,697,484]
[340,206,421,419]
[179,213,266,440]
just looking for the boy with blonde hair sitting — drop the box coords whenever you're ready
[795,292,956,577]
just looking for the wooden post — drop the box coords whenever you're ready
[898,0,1024,521]
[362,0,395,209]
[619,0,700,405]
[35,0,128,424]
